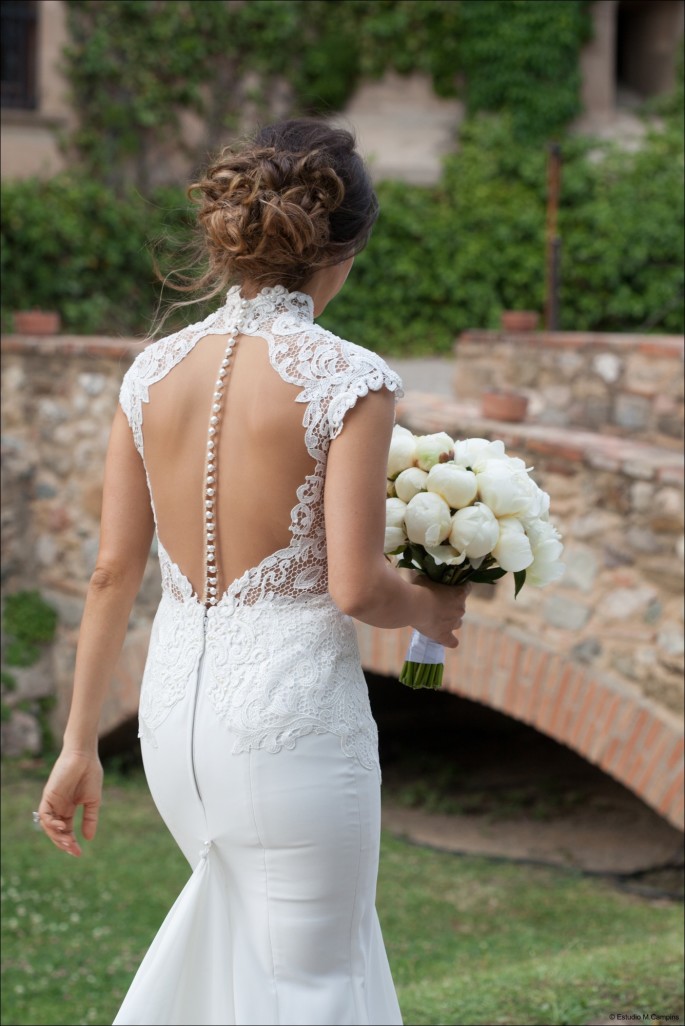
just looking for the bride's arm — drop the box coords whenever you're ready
[38,408,154,856]
[325,389,469,646]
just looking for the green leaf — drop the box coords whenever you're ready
[513,570,527,598]
[470,567,508,584]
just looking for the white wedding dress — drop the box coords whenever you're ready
[113,285,404,1026]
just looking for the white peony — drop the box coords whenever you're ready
[518,474,551,520]
[404,492,452,548]
[414,432,454,471]
[387,425,417,478]
[394,467,429,503]
[426,463,478,510]
[492,516,534,572]
[425,544,466,566]
[476,460,537,518]
[384,497,408,554]
[453,437,506,471]
[449,502,500,558]
[524,519,565,586]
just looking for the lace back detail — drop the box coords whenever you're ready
[123,285,403,773]
[119,285,403,612]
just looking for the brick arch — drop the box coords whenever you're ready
[355,617,684,831]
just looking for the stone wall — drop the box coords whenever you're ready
[1,336,160,753]
[454,331,684,447]
[397,393,684,720]
[1,331,683,829]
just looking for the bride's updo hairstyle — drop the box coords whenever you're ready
[189,118,378,295]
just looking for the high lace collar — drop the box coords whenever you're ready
[222,284,315,333]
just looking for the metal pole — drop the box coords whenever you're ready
[545,143,562,331]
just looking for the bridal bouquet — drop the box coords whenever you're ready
[386,427,565,689]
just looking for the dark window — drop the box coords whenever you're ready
[1,0,37,109]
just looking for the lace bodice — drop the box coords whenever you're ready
[118,286,403,770]
[119,285,403,612]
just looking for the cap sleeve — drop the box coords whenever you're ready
[327,344,404,441]
[118,356,146,456]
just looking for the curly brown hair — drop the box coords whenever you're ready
[153,119,377,330]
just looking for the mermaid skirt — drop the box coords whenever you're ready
[112,593,403,1026]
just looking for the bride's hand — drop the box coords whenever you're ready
[37,749,103,857]
[411,575,471,648]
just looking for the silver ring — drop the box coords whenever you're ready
[32,810,42,831]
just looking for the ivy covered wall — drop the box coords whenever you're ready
[63,0,591,190]
[2,0,683,345]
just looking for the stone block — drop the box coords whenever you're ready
[592,352,622,384]
[78,372,107,397]
[625,526,667,554]
[42,588,85,629]
[657,623,685,659]
[1,709,41,757]
[625,352,683,398]
[571,637,602,663]
[7,650,54,700]
[649,487,684,533]
[559,544,598,592]
[571,511,622,540]
[35,534,57,567]
[613,394,652,432]
[581,395,612,429]
[630,481,654,513]
[599,586,658,621]
[542,595,591,631]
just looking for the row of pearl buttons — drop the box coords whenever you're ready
[204,301,248,605]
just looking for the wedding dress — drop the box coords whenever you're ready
[113,284,404,1026]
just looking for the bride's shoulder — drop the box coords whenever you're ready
[306,324,404,440]
[318,324,403,394]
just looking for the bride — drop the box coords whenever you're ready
[36,118,469,1026]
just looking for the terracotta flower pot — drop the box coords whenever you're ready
[501,310,539,332]
[13,310,61,335]
[481,390,529,423]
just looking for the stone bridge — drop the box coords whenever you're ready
[1,328,683,830]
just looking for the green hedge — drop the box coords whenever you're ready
[2,116,682,350]
[0,178,193,337]
[322,115,684,351]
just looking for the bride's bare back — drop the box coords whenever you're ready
[119,286,403,613]
[143,328,317,602]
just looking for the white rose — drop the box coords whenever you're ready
[425,544,466,566]
[387,425,417,478]
[384,497,408,554]
[415,432,454,471]
[404,491,452,548]
[492,516,534,572]
[426,463,478,510]
[524,519,565,586]
[476,461,535,517]
[449,502,500,558]
[453,437,506,470]
[395,467,429,503]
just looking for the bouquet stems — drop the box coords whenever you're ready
[399,629,446,690]
[399,659,444,690]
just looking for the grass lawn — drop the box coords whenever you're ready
[2,759,683,1026]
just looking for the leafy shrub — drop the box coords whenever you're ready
[2,116,682,351]
[457,0,592,142]
[321,115,684,352]
[0,176,193,336]
[2,591,58,668]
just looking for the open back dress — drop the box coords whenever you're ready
[113,284,404,1026]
